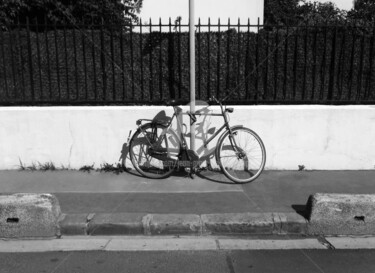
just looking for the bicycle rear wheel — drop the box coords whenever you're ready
[129,123,180,179]
[217,127,266,183]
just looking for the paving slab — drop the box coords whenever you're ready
[0,170,242,193]
[325,237,375,249]
[218,238,326,250]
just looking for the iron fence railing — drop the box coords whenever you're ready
[0,18,375,105]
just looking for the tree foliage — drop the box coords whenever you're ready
[264,0,346,26]
[347,0,375,26]
[0,0,143,29]
[265,0,375,27]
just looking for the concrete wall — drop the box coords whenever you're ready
[0,105,374,170]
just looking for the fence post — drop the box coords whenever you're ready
[110,24,115,101]
[226,18,230,97]
[140,20,144,100]
[217,18,221,99]
[35,17,43,98]
[365,22,375,100]
[337,24,346,100]
[120,22,125,100]
[26,17,35,101]
[16,17,26,99]
[319,22,328,101]
[302,22,308,101]
[149,18,153,101]
[0,26,9,99]
[8,22,17,99]
[356,31,365,101]
[292,28,298,100]
[198,18,201,99]
[100,19,107,100]
[91,25,97,100]
[207,18,211,98]
[264,24,269,101]
[177,19,181,99]
[348,26,356,100]
[54,20,61,100]
[168,17,175,99]
[236,18,240,97]
[327,24,337,101]
[72,23,79,100]
[80,26,88,101]
[159,18,163,100]
[256,17,260,101]
[311,22,318,100]
[130,20,134,100]
[283,25,289,100]
[273,23,279,101]
[63,22,69,100]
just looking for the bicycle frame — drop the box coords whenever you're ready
[136,99,243,167]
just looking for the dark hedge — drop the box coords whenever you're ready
[1,26,375,105]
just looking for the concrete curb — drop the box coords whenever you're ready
[0,193,61,238]
[5,193,375,238]
[306,193,375,236]
[58,212,309,236]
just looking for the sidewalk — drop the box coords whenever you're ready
[1,169,375,236]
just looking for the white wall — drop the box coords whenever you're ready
[140,0,264,24]
[1,105,374,170]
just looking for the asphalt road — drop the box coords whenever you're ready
[2,249,375,273]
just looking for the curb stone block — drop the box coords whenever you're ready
[306,193,375,236]
[59,213,89,235]
[201,213,274,234]
[273,212,308,235]
[0,193,61,238]
[149,214,201,235]
[87,213,145,235]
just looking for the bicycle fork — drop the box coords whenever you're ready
[227,129,246,160]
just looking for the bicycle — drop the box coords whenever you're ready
[128,96,266,183]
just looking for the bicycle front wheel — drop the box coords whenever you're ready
[129,123,180,179]
[217,127,266,183]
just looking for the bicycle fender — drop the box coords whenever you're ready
[214,125,244,164]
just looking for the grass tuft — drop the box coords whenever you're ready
[18,158,26,171]
[79,164,95,173]
[39,162,56,171]
[27,162,38,171]
[98,163,124,175]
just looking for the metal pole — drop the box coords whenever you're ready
[189,0,196,151]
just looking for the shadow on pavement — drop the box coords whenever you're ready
[291,204,308,219]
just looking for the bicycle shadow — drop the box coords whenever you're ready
[119,107,232,184]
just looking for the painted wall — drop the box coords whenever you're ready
[139,0,264,24]
[0,105,374,170]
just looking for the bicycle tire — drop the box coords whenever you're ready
[129,123,180,179]
[217,127,266,183]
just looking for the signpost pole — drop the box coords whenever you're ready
[189,0,195,151]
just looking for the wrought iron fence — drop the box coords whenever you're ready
[0,18,375,105]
